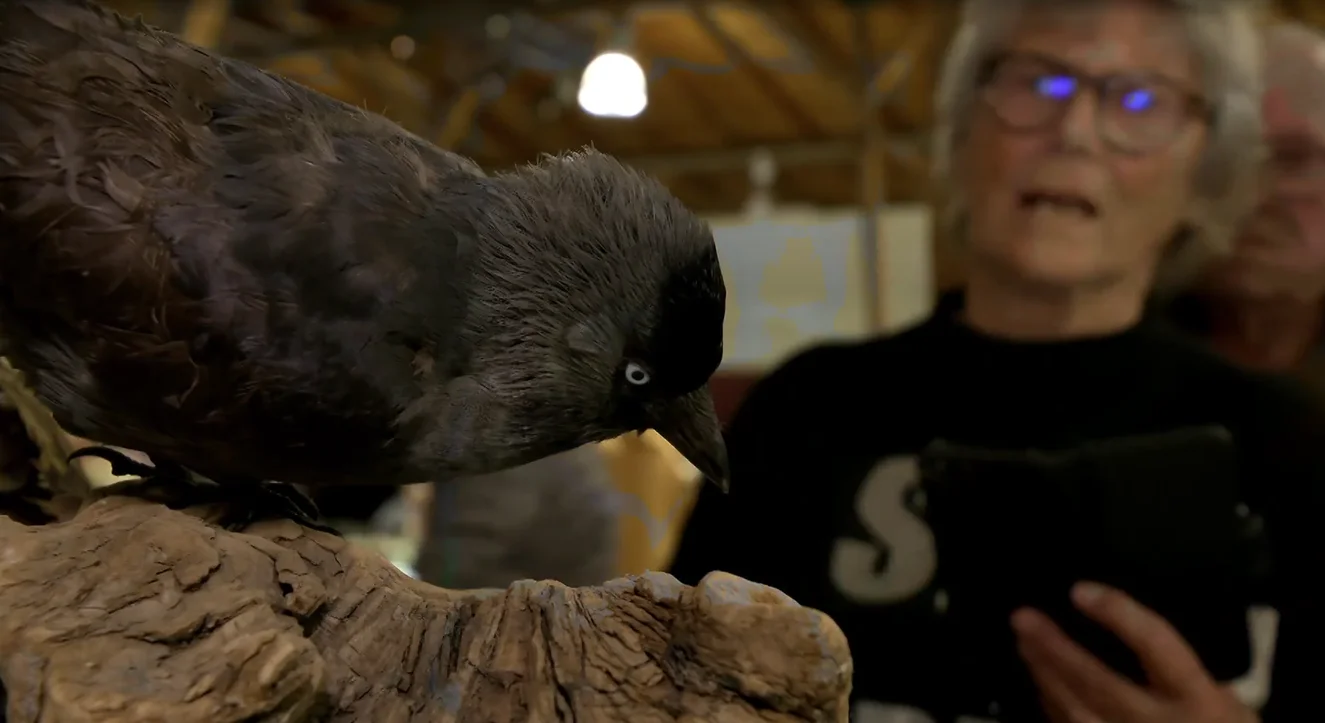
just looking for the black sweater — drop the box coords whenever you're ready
[670,296,1323,722]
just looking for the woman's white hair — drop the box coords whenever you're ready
[932,0,1265,289]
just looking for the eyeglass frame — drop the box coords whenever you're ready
[974,51,1214,155]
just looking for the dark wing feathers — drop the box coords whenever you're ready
[0,0,475,484]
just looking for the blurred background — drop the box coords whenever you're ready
[51,0,1325,586]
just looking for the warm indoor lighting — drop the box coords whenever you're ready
[576,51,648,118]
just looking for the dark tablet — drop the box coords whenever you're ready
[918,426,1266,713]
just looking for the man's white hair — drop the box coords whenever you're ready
[932,0,1265,289]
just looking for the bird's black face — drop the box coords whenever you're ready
[602,246,728,484]
[643,249,727,397]
[610,250,725,410]
[419,149,729,486]
[437,254,728,485]
[485,243,728,488]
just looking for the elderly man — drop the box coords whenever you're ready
[1173,22,1325,383]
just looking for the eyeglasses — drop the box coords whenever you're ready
[978,52,1211,155]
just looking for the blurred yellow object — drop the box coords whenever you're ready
[597,430,702,576]
[399,481,434,545]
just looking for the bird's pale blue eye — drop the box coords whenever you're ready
[1120,89,1154,113]
[1036,75,1077,100]
[624,361,651,386]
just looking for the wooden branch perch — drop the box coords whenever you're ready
[0,496,852,722]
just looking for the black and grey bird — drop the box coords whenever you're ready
[0,0,728,525]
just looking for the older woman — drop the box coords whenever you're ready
[670,2,1321,722]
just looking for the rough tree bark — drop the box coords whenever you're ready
[0,495,852,723]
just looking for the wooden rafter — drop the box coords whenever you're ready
[435,87,482,150]
[263,51,361,99]
[428,70,537,159]
[759,0,859,103]
[616,134,931,175]
[205,0,948,207]
[868,4,943,106]
[180,0,231,48]
[687,2,823,137]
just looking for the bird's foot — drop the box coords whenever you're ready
[68,447,341,535]
[227,478,343,536]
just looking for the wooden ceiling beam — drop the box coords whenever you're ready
[758,0,859,103]
[868,4,946,108]
[262,51,362,99]
[246,0,328,39]
[686,2,823,137]
[434,87,482,150]
[243,3,451,59]
[384,33,527,158]
[868,40,915,106]
[258,41,496,157]
[616,134,930,175]
[423,71,533,158]
[180,0,232,48]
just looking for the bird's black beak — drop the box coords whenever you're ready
[650,387,729,491]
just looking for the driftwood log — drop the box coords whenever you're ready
[0,495,852,722]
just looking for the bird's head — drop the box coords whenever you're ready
[413,149,729,488]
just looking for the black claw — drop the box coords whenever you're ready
[71,446,341,536]
[68,446,159,478]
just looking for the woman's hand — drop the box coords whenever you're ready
[1013,582,1258,723]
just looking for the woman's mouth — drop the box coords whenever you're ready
[1019,191,1099,217]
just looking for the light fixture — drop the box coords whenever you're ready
[576,51,648,118]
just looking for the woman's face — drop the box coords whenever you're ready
[958,0,1209,290]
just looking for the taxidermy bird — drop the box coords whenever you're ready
[0,0,728,528]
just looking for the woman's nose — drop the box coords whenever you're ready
[1056,92,1105,154]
